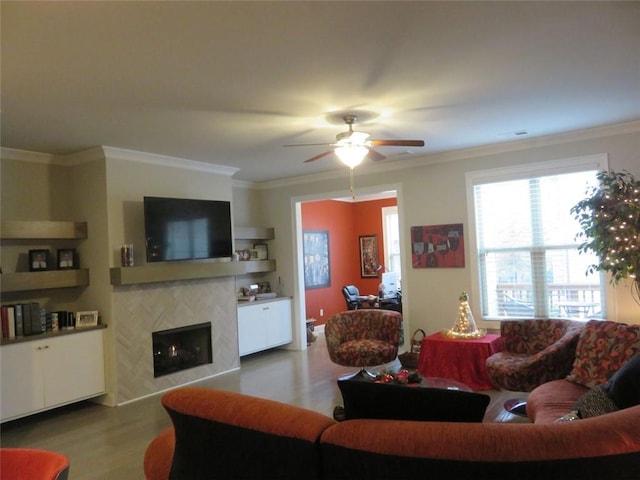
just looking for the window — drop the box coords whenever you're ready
[381,206,401,283]
[467,155,607,320]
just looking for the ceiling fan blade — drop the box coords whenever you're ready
[303,150,334,163]
[368,149,387,162]
[370,139,425,147]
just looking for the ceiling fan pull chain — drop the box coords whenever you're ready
[349,168,356,199]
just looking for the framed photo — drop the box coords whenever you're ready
[57,248,77,270]
[29,249,50,272]
[76,310,98,328]
[257,281,271,293]
[303,230,331,289]
[359,235,379,277]
[253,243,268,260]
[410,223,465,268]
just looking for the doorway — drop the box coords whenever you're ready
[293,183,406,347]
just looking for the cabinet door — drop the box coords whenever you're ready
[43,330,105,407]
[265,300,292,348]
[238,304,268,356]
[0,341,45,421]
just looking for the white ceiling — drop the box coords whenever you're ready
[2,1,639,182]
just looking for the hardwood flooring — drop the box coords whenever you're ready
[0,332,529,479]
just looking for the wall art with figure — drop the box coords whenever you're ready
[411,223,464,268]
[359,235,379,277]
[303,230,331,289]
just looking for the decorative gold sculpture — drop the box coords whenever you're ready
[443,291,486,339]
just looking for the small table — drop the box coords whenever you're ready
[557,301,599,318]
[417,332,503,390]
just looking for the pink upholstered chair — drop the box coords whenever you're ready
[325,309,402,378]
[486,318,585,392]
[0,448,69,480]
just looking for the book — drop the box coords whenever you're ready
[22,303,32,336]
[1,306,8,338]
[7,306,16,339]
[14,304,24,337]
[29,302,42,335]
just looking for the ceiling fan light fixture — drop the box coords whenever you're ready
[335,145,368,168]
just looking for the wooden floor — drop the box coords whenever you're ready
[0,332,529,479]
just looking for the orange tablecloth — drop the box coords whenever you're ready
[417,333,503,390]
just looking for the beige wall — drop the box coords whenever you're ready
[246,125,640,342]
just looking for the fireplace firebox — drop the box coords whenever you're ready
[152,322,212,377]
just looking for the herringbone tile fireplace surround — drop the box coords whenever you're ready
[112,276,239,404]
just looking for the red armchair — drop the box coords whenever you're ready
[485,319,585,392]
[0,448,69,480]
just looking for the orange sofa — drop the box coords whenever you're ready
[144,387,640,480]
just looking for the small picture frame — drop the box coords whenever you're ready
[76,310,98,328]
[29,249,50,272]
[57,248,77,270]
[253,243,268,260]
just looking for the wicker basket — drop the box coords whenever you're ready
[398,329,426,370]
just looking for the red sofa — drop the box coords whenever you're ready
[144,386,640,480]
[527,319,640,423]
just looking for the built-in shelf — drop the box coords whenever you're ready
[110,260,276,286]
[234,226,274,241]
[0,324,106,346]
[1,221,88,239]
[242,259,276,274]
[1,269,90,293]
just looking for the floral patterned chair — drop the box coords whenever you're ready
[486,318,585,392]
[325,310,402,378]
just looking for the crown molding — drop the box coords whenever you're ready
[1,145,240,177]
[0,147,58,164]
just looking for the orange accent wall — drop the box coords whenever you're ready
[302,197,397,326]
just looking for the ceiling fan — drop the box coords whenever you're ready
[284,114,425,168]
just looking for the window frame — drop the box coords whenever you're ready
[381,205,401,282]
[465,153,609,325]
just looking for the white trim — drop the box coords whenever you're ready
[100,146,239,176]
[1,145,239,177]
[0,147,58,164]
[466,153,609,186]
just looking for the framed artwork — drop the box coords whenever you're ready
[57,248,77,270]
[411,223,465,268]
[76,310,99,328]
[253,243,268,260]
[359,235,379,277]
[303,230,331,289]
[29,249,49,272]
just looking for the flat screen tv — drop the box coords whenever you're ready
[144,196,233,263]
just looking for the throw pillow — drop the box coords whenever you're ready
[566,320,640,388]
[572,384,619,418]
[602,354,640,409]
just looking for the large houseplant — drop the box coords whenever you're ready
[571,170,640,304]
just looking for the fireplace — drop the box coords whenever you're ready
[152,322,213,377]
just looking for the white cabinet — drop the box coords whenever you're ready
[238,298,292,356]
[0,329,106,422]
